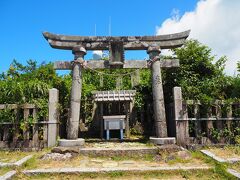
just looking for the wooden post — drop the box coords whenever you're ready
[3,125,9,141]
[67,46,86,139]
[147,102,151,123]
[131,69,140,88]
[194,103,201,137]
[100,103,104,139]
[116,77,122,90]
[32,108,39,147]
[147,45,167,138]
[48,88,59,147]
[216,101,223,130]
[129,101,134,124]
[227,104,232,130]
[125,102,130,138]
[173,87,189,145]
[206,107,213,138]
[91,101,98,131]
[43,123,48,147]
[23,108,30,140]
[13,108,19,143]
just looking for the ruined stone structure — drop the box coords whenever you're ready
[43,30,190,144]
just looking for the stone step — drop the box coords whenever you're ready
[23,166,212,175]
[79,147,158,156]
[52,144,182,157]
[52,146,159,156]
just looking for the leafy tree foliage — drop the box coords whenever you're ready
[163,40,234,103]
[1,40,239,108]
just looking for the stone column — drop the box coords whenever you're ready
[173,87,189,145]
[48,88,59,147]
[67,46,86,139]
[147,45,167,138]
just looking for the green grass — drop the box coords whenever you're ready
[21,156,38,169]
[229,162,240,172]
[0,167,12,176]
[0,151,31,163]
[195,150,237,179]
[13,169,236,180]
[1,147,239,179]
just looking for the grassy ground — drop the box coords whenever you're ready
[204,145,240,173]
[0,149,50,163]
[0,151,33,163]
[20,151,209,170]
[229,161,240,172]
[207,146,240,159]
[0,167,12,176]
[13,170,235,180]
[0,146,239,179]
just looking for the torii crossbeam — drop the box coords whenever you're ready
[43,30,190,141]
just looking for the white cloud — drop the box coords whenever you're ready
[92,50,103,60]
[156,0,240,75]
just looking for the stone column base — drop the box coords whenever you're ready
[58,138,85,147]
[149,137,176,145]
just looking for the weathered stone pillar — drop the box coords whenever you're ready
[147,45,167,138]
[48,88,59,147]
[173,87,189,145]
[67,46,86,139]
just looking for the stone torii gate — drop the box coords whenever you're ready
[43,30,190,144]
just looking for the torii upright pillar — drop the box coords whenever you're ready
[67,46,86,139]
[147,45,167,138]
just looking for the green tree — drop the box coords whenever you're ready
[163,40,232,102]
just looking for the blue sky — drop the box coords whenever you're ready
[0,0,198,73]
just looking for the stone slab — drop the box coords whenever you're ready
[227,169,240,179]
[52,146,82,154]
[157,144,182,153]
[0,155,33,167]
[0,170,16,180]
[200,150,226,163]
[23,165,211,175]
[58,139,85,147]
[149,137,176,145]
[79,147,158,157]
[227,157,240,163]
[186,144,226,151]
[201,150,240,164]
[14,155,33,166]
